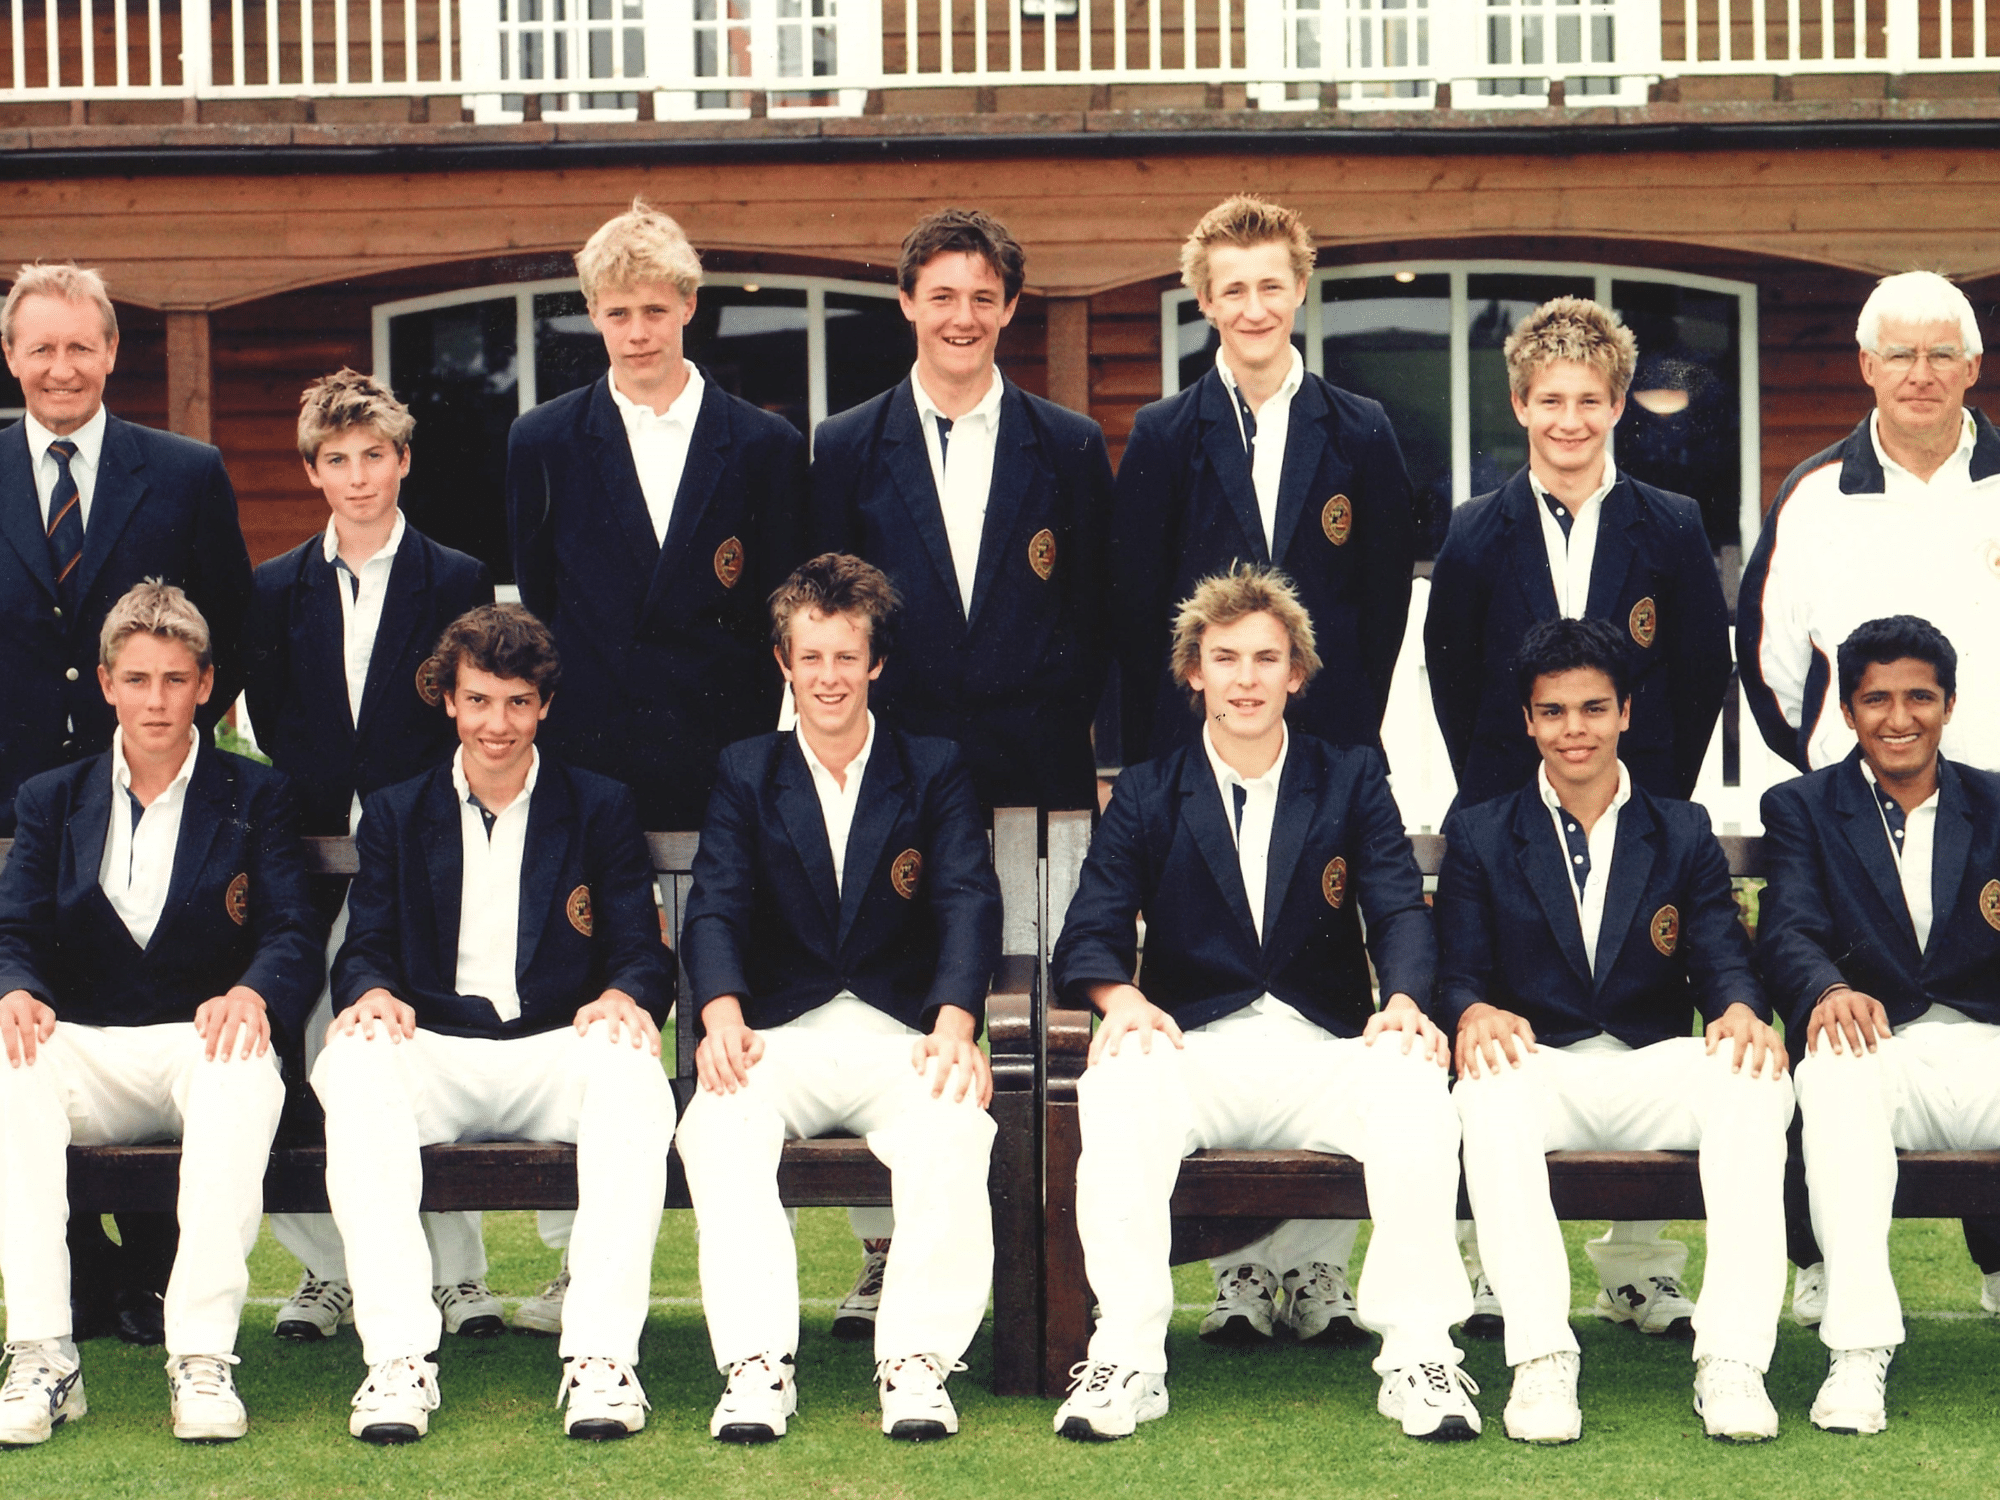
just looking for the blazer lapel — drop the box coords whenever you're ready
[1180,757,1260,947]
[0,423,53,596]
[299,547,358,744]
[967,384,1033,629]
[515,764,574,977]
[353,537,428,740]
[774,737,840,934]
[1592,791,1659,990]
[838,736,912,946]
[1260,742,1318,949]
[75,416,146,606]
[1195,373,1270,563]
[1269,377,1328,566]
[1833,755,1921,957]
[62,757,116,919]
[880,382,963,618]
[1501,475,1561,621]
[1581,477,1642,623]
[1512,789,1593,987]
[419,768,466,972]
[147,748,225,958]
[1929,758,1975,963]
[644,377,733,619]
[585,378,666,578]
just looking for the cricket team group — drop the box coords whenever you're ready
[0,189,1995,1454]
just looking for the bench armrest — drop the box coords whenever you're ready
[1046,997,1093,1103]
[988,953,1038,1096]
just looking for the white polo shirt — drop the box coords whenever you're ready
[1540,758,1633,977]
[1529,457,1618,620]
[1216,345,1305,557]
[609,364,705,548]
[101,726,200,950]
[451,746,539,1024]
[796,713,876,897]
[912,366,1003,617]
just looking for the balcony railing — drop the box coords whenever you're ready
[2,0,1993,109]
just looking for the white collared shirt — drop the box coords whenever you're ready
[451,746,540,1024]
[1861,760,1941,953]
[101,726,200,949]
[609,364,706,548]
[912,366,1004,617]
[1871,408,1976,501]
[323,510,406,729]
[1529,457,1618,620]
[796,713,876,896]
[25,405,107,529]
[1540,758,1632,976]
[1216,345,1305,556]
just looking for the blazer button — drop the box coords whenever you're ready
[64,667,79,681]
[52,606,62,619]
[62,740,76,754]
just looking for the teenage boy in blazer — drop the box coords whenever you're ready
[1756,614,2000,1437]
[1440,617,1793,1446]
[677,554,1002,1445]
[0,582,319,1446]
[242,369,499,1346]
[1111,195,1416,767]
[1048,564,1477,1445]
[314,604,674,1444]
[810,208,1115,814]
[508,198,810,832]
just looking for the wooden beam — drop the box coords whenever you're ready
[1045,295,1090,416]
[164,311,212,444]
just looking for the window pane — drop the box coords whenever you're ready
[686,286,810,435]
[533,290,609,404]
[388,298,519,582]
[824,292,911,422]
[1612,279,1742,547]
[1466,271,1593,495]
[1321,274,1452,558]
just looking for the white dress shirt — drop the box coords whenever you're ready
[324,510,406,727]
[1861,760,1941,955]
[1539,758,1632,977]
[609,364,706,547]
[1216,345,1305,557]
[101,726,200,950]
[1530,457,1618,620]
[25,404,107,529]
[912,366,1003,617]
[796,712,876,897]
[1872,408,1976,501]
[451,746,540,1024]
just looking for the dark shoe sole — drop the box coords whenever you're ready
[1294,1319,1370,1347]
[274,1320,333,1342]
[358,1423,424,1445]
[714,1423,780,1444]
[887,1419,952,1442]
[830,1315,875,1341]
[566,1420,635,1441]
[1413,1416,1480,1442]
[447,1315,507,1339]
[1197,1315,1272,1346]
[1463,1313,1506,1340]
[1057,1416,1125,1443]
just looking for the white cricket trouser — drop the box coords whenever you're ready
[675,1022,996,1370]
[1077,1015,1471,1376]
[1797,1017,2000,1352]
[0,1021,284,1356]
[1455,1035,1795,1370]
[1209,1220,1361,1280]
[313,1020,674,1366]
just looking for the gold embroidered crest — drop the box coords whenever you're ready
[1651,904,1680,957]
[890,848,924,900]
[225,872,249,927]
[1321,856,1348,909]
[714,536,745,589]
[415,655,443,707]
[1629,596,1658,650]
[1981,880,2000,933]
[1028,528,1057,581]
[1321,493,1353,547]
[567,884,593,937]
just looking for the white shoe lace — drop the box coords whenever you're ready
[288,1275,350,1313]
[558,1357,650,1410]
[1216,1263,1275,1302]
[1824,1346,1893,1399]
[1511,1352,1577,1405]
[878,1353,965,1392]
[1699,1357,1763,1403]
[169,1354,239,1404]
[1066,1359,1120,1398]
[434,1280,495,1310]
[1,1343,71,1402]
[1648,1275,1689,1304]
[355,1356,439,1413]
[1412,1361,1481,1403]
[723,1353,792,1399]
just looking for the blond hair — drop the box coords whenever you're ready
[100,579,211,670]
[1179,196,1315,306]
[1503,296,1638,402]
[575,198,703,304]
[298,367,415,462]
[2,262,118,348]
[1170,563,1321,709]
[769,552,901,665]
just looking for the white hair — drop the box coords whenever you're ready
[1855,271,1983,356]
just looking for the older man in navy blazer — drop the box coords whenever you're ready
[810,209,1114,813]
[676,554,1003,1445]
[1111,196,1416,766]
[1758,615,2000,1437]
[1442,617,1793,1446]
[1049,564,1475,1444]
[313,604,674,1445]
[0,582,319,1447]
[508,200,810,831]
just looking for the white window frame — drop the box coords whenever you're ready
[371,270,901,434]
[1161,257,1761,553]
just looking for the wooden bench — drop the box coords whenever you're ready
[1,812,1045,1397]
[1037,810,2000,1395]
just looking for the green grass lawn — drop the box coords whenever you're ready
[15,1212,2000,1499]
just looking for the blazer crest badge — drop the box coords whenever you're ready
[567,885,593,937]
[415,655,443,707]
[1981,879,2000,933]
[1629,596,1658,650]
[1650,904,1680,956]
[714,536,745,589]
[225,872,250,927]
[1028,528,1057,581]
[890,848,924,900]
[1321,856,1348,909]
[1321,494,1353,547]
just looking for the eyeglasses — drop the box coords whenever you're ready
[1877,345,1970,374]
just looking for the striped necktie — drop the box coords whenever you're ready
[46,439,83,611]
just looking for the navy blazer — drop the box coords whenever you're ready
[332,756,672,1038]
[0,748,321,1041]
[0,414,253,835]
[810,376,1115,812]
[1111,368,1416,763]
[242,523,492,837]
[1424,467,1731,809]
[1051,734,1434,1036]
[1757,752,2000,1034]
[1435,777,1762,1049]
[507,373,810,830]
[681,727,1002,1035]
